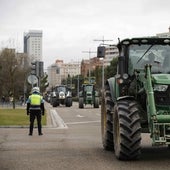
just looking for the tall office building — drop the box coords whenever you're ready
[24,30,43,63]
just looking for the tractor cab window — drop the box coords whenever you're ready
[128,44,170,75]
[57,86,66,93]
[85,85,93,92]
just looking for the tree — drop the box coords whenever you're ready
[0,48,30,108]
[91,66,102,89]
[105,57,118,79]
[91,57,118,90]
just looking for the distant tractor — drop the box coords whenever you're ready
[50,85,72,107]
[98,37,170,160]
[79,77,99,108]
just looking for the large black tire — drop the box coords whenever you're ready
[94,97,99,108]
[79,97,84,108]
[65,98,72,107]
[52,99,58,107]
[113,100,141,160]
[101,84,114,150]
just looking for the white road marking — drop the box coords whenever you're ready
[66,120,100,125]
[49,109,100,128]
[76,114,85,118]
[50,109,68,129]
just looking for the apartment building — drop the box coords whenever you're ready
[24,30,43,63]
[105,44,119,66]
[47,60,80,88]
[81,57,102,77]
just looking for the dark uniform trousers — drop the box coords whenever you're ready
[29,109,42,135]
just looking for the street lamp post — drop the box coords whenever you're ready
[77,74,79,97]
[102,58,105,89]
[77,61,81,97]
[94,36,113,90]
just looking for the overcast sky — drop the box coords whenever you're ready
[0,0,170,68]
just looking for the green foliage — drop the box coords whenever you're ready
[91,57,118,89]
[92,66,102,89]
[105,57,118,79]
[0,109,46,126]
[0,49,30,107]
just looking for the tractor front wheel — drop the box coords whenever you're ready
[94,97,99,108]
[66,98,72,107]
[113,100,141,160]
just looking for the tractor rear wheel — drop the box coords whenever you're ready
[113,100,141,160]
[79,97,84,108]
[94,97,99,108]
[101,84,114,150]
[52,99,58,107]
[66,98,72,107]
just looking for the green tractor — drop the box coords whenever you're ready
[79,77,99,108]
[98,37,170,160]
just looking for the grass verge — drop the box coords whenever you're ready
[0,109,46,126]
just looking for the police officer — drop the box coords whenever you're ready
[26,87,45,136]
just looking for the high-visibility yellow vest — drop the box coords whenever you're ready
[29,94,42,106]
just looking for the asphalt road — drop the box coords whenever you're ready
[1,102,170,170]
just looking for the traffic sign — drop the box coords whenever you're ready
[27,75,38,85]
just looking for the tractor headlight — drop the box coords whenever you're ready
[115,74,129,84]
[123,73,129,79]
[117,78,123,84]
[154,85,168,92]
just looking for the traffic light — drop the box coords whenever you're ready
[38,61,44,77]
[97,46,105,58]
[31,61,44,77]
[31,62,38,75]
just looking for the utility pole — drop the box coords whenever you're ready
[94,36,113,90]
[77,61,81,97]
[94,36,113,46]
[82,49,96,82]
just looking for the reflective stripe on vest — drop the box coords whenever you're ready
[29,94,42,106]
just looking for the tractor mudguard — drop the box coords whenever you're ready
[107,77,135,103]
[107,77,116,103]
[117,96,135,101]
